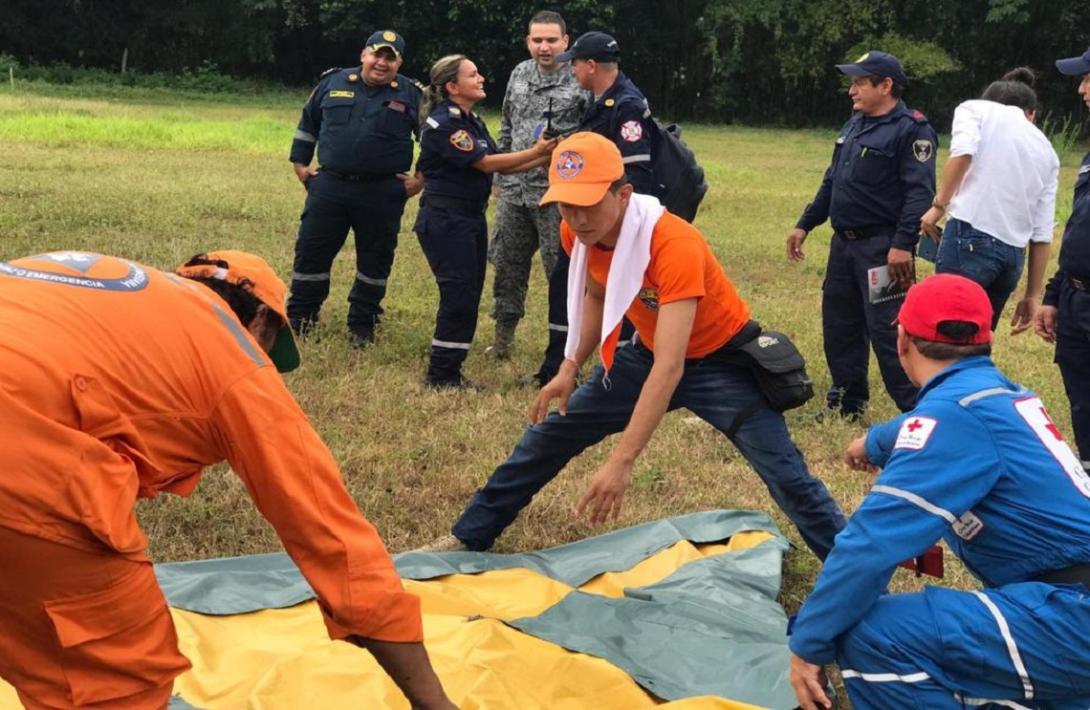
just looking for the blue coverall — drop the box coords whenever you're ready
[792,356,1090,708]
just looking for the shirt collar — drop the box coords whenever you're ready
[916,355,996,400]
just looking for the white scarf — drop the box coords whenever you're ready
[564,193,666,372]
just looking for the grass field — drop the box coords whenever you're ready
[0,81,1083,705]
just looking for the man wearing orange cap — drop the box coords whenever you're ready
[0,251,453,709]
[423,132,846,557]
[790,274,1090,709]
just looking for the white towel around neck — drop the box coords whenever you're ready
[564,193,666,371]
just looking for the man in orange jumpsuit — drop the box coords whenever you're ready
[0,250,454,709]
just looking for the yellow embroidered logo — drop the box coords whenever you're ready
[638,288,659,311]
[856,52,870,63]
[383,31,397,41]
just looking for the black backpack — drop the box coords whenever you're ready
[649,120,708,223]
[607,106,708,222]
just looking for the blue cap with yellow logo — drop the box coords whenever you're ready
[366,30,405,58]
[835,50,908,87]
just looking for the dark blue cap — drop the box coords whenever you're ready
[555,31,620,63]
[836,50,908,87]
[1057,47,1090,76]
[366,30,405,58]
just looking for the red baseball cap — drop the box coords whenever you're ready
[896,274,993,345]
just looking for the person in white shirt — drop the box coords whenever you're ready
[920,68,1059,332]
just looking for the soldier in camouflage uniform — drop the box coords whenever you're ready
[488,11,588,377]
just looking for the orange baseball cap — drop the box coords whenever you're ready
[540,132,625,207]
[176,250,301,373]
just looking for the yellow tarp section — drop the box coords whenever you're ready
[0,534,775,709]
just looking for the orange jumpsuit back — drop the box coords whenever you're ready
[0,252,421,709]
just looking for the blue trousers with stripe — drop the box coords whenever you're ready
[288,172,407,330]
[414,204,488,384]
[836,584,1090,709]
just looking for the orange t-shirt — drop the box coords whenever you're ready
[561,211,750,357]
[0,252,420,643]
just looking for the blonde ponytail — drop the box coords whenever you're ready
[419,54,466,123]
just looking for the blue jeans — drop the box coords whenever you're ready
[935,218,1025,330]
[452,341,847,558]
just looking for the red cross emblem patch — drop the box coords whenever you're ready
[894,416,937,450]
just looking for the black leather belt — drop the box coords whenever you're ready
[1034,562,1090,586]
[834,226,896,240]
[422,194,487,214]
[322,170,391,183]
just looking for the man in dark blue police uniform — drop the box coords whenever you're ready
[787,51,937,417]
[534,31,654,383]
[1034,46,1090,470]
[559,31,655,194]
[288,30,424,346]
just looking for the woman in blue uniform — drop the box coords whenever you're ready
[415,54,557,389]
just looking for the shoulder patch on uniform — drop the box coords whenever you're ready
[912,139,934,163]
[894,416,938,450]
[619,119,643,142]
[320,67,340,79]
[449,129,474,152]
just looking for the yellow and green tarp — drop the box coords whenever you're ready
[0,510,798,709]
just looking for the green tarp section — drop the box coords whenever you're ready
[154,510,795,707]
[510,546,795,707]
[155,510,785,614]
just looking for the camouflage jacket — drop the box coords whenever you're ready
[496,59,589,206]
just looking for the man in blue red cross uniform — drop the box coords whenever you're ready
[790,273,1090,710]
[1034,46,1090,471]
[788,50,938,417]
[288,30,424,346]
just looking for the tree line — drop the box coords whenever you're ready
[4,0,1088,131]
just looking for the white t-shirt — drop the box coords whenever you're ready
[948,99,1059,248]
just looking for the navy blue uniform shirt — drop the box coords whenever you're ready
[797,102,938,250]
[290,68,422,176]
[417,100,498,205]
[579,72,655,195]
[1045,152,1090,305]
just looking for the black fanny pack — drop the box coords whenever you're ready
[709,320,815,413]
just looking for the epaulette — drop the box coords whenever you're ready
[410,77,426,92]
[910,109,929,124]
[319,67,340,79]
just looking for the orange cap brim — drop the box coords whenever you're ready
[539,180,613,207]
